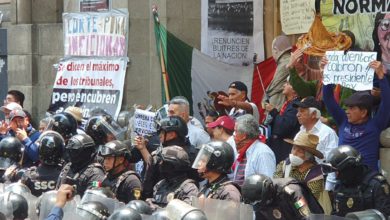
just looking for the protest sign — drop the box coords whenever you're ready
[323,51,377,91]
[201,0,264,65]
[280,0,316,35]
[332,0,390,15]
[63,9,128,56]
[133,109,156,136]
[48,57,127,120]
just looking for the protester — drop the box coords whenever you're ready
[264,35,292,110]
[204,110,219,137]
[232,114,276,185]
[4,90,25,107]
[168,96,210,148]
[322,59,390,170]
[207,115,238,160]
[265,79,300,163]
[274,132,324,200]
[218,81,260,122]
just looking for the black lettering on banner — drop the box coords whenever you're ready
[333,0,390,15]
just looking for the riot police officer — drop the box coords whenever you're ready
[0,191,29,220]
[147,146,198,209]
[76,201,111,220]
[47,112,78,142]
[108,207,142,220]
[21,131,64,197]
[57,134,106,196]
[0,136,24,183]
[242,174,324,220]
[193,141,241,203]
[135,115,200,199]
[323,145,390,217]
[85,114,125,146]
[98,140,142,203]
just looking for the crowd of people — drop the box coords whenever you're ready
[1,11,390,220]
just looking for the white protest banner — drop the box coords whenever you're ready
[201,0,264,65]
[48,57,127,120]
[280,0,316,35]
[133,109,156,136]
[323,51,377,91]
[63,9,128,56]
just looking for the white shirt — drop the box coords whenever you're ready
[296,119,339,190]
[229,100,259,122]
[226,135,238,160]
[187,122,210,148]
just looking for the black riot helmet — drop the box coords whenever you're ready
[85,115,125,146]
[108,207,142,220]
[159,146,191,178]
[65,134,96,166]
[3,192,29,220]
[126,200,153,215]
[48,112,77,140]
[192,141,234,174]
[242,174,275,206]
[155,116,188,141]
[0,137,23,169]
[327,145,362,171]
[98,140,130,159]
[76,201,110,220]
[36,131,65,165]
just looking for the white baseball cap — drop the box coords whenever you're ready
[0,102,22,112]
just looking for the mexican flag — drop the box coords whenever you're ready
[154,13,276,122]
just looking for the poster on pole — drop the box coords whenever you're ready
[63,9,129,57]
[323,51,377,91]
[280,0,316,35]
[133,109,157,136]
[201,0,264,65]
[48,57,127,120]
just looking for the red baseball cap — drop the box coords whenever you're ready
[207,116,235,131]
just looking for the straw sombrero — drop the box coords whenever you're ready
[284,132,324,159]
[296,13,352,57]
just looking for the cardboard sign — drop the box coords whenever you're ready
[133,109,156,136]
[323,51,377,91]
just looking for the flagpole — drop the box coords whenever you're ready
[153,5,170,102]
[253,53,269,102]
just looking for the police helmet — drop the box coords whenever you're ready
[49,112,77,140]
[126,200,152,215]
[108,207,142,220]
[65,134,96,164]
[85,115,125,146]
[98,140,130,160]
[0,137,23,168]
[36,131,65,165]
[77,201,110,220]
[8,192,29,220]
[155,116,188,140]
[242,174,274,206]
[327,145,362,171]
[159,146,191,173]
[192,141,234,174]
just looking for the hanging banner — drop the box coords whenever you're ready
[63,9,129,57]
[323,51,376,90]
[48,57,127,120]
[201,0,264,65]
[280,0,316,35]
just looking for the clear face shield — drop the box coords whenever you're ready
[0,158,13,170]
[4,182,38,220]
[96,117,126,142]
[37,190,80,220]
[0,192,15,219]
[191,144,215,170]
[80,189,124,214]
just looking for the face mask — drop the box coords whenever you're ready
[289,154,304,166]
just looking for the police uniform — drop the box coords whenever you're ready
[22,164,62,197]
[57,161,106,196]
[255,178,324,220]
[332,169,390,217]
[151,174,198,207]
[199,175,241,203]
[103,170,142,203]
